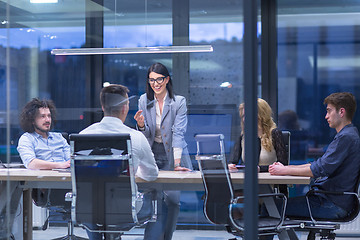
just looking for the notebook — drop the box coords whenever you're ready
[0,162,25,168]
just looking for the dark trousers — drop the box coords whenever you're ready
[144,142,180,240]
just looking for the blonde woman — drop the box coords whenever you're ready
[229,98,288,173]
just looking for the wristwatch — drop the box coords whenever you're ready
[174,163,181,168]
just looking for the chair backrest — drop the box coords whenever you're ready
[281,131,291,164]
[61,132,70,144]
[343,192,360,222]
[195,134,234,225]
[302,171,360,224]
[335,173,360,223]
[69,133,138,231]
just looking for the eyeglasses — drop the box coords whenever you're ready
[148,77,166,84]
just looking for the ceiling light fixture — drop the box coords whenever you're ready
[30,0,58,3]
[51,45,213,56]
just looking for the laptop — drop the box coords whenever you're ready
[0,158,24,168]
[52,168,71,172]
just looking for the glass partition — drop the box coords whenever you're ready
[0,0,247,238]
[8,0,360,237]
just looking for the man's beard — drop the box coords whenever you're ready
[34,123,51,133]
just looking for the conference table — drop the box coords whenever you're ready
[0,168,310,240]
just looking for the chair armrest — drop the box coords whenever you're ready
[137,189,157,200]
[136,189,158,223]
[229,192,288,232]
[305,188,359,223]
[65,192,73,202]
[233,192,286,204]
[306,188,358,197]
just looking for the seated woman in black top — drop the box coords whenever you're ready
[228,98,288,194]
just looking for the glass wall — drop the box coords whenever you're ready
[3,0,360,237]
[0,0,247,238]
[4,0,360,237]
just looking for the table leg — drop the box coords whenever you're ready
[23,189,32,240]
[259,185,299,240]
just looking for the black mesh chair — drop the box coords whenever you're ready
[69,133,156,238]
[294,179,360,240]
[281,131,291,163]
[274,131,291,197]
[195,133,300,239]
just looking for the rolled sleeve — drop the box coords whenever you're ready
[173,147,183,160]
[17,134,36,168]
[62,139,71,161]
[310,134,351,179]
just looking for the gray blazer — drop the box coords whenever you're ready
[137,93,193,170]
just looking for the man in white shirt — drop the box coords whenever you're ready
[79,84,159,240]
[80,84,158,181]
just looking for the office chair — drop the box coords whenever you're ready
[31,132,87,240]
[281,131,291,164]
[273,131,291,197]
[69,133,156,238]
[195,134,300,239]
[32,189,86,240]
[293,177,360,240]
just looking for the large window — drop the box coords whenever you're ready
[277,0,360,165]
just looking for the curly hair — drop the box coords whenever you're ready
[19,98,57,133]
[239,98,277,152]
[257,98,277,152]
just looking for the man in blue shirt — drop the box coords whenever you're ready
[17,98,70,169]
[269,92,360,219]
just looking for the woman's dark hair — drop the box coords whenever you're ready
[146,62,174,101]
[19,98,57,133]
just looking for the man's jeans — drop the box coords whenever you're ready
[286,194,348,219]
[259,194,348,240]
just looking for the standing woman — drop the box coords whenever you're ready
[134,62,192,240]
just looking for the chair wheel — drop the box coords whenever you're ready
[320,229,336,240]
[320,233,336,240]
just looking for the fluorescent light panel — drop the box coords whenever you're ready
[308,56,360,69]
[51,45,213,55]
[30,0,58,3]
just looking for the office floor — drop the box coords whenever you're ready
[32,227,360,240]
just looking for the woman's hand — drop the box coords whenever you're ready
[174,159,191,171]
[134,110,145,128]
[174,166,191,171]
[228,164,238,172]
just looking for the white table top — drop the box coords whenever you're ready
[0,168,310,185]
